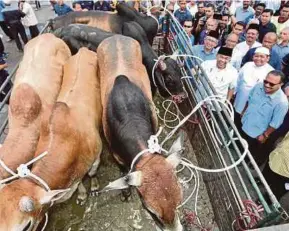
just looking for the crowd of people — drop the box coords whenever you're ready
[0,0,288,204]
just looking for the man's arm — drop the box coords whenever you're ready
[227,88,234,102]
[0,63,8,70]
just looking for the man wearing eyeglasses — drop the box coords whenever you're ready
[240,70,288,165]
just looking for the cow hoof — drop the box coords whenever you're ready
[90,190,99,197]
[120,189,132,202]
[90,177,100,192]
[76,194,87,206]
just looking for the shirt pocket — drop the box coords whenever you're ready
[258,102,273,120]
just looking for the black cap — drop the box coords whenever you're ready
[218,47,233,57]
[247,23,259,32]
[207,30,219,39]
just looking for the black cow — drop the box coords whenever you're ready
[54,22,183,97]
[50,2,158,45]
[98,35,184,231]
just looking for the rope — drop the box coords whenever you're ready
[232,200,264,230]
[0,150,71,231]
[129,127,167,173]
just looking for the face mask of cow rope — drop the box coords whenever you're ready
[99,127,184,192]
[0,149,70,231]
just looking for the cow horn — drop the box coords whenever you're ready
[101,171,142,192]
[19,196,35,213]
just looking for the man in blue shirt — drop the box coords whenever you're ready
[174,0,193,26]
[191,30,218,63]
[234,0,255,24]
[54,0,73,16]
[241,32,281,70]
[258,9,277,42]
[239,70,288,165]
[272,27,289,64]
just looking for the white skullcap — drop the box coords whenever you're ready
[254,47,270,55]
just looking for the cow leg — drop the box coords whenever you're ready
[76,181,87,206]
[111,152,132,201]
[88,157,100,196]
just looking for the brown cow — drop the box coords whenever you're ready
[0,48,102,231]
[97,35,183,231]
[0,34,71,180]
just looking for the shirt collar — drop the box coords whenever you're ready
[201,46,214,54]
[261,85,281,99]
[278,42,289,47]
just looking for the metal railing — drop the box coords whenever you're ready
[0,15,288,231]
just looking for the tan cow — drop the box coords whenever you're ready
[97,35,183,231]
[0,48,102,231]
[0,34,71,180]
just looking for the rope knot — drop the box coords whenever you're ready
[147,135,161,153]
[17,164,30,178]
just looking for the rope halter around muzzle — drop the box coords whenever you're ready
[99,127,184,194]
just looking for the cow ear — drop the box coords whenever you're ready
[168,131,185,154]
[166,131,185,168]
[100,171,142,192]
[39,189,70,205]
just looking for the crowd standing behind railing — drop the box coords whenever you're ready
[0,0,289,206]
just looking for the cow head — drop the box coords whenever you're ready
[0,179,69,231]
[102,133,184,230]
[156,57,184,98]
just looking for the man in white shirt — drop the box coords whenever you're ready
[200,46,238,105]
[232,23,261,70]
[234,47,274,128]
[19,0,39,38]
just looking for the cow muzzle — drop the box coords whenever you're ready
[155,215,183,231]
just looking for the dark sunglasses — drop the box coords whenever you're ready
[263,79,280,87]
[184,25,193,28]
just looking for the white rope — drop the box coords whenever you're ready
[0,151,49,187]
[41,213,49,231]
[129,127,167,173]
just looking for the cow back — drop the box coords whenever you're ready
[52,11,122,34]
[13,34,71,105]
[32,48,102,189]
[97,35,154,138]
[0,34,71,179]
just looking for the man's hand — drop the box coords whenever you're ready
[257,134,267,143]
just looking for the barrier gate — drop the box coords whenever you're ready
[0,16,288,231]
